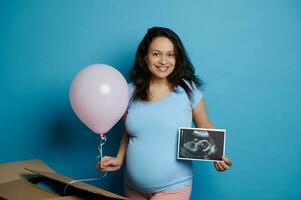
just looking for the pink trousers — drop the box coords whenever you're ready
[124,184,192,200]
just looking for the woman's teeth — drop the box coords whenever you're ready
[157,66,168,72]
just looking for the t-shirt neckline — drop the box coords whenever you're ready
[142,90,176,105]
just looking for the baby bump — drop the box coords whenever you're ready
[125,140,192,189]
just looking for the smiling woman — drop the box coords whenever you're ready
[96,27,232,200]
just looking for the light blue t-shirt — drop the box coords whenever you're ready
[124,81,203,193]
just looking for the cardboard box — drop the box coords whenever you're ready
[0,159,129,200]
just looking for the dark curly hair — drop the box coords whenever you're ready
[131,26,204,101]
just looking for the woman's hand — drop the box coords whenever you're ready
[214,156,232,172]
[97,156,123,172]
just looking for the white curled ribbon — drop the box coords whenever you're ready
[63,134,107,196]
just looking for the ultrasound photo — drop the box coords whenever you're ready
[177,127,226,161]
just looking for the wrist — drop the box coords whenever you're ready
[117,154,125,164]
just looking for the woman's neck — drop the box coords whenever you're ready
[148,78,173,102]
[149,78,174,95]
[150,78,170,87]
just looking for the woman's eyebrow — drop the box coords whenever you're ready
[151,49,175,53]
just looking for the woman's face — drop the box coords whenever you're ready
[146,37,176,80]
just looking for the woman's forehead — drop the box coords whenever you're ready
[149,37,174,51]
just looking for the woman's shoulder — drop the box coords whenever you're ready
[128,82,136,99]
[181,79,199,90]
[128,82,135,91]
[176,79,199,93]
[178,79,204,108]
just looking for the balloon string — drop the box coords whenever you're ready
[63,135,107,196]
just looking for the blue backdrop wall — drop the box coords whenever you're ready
[1,0,300,199]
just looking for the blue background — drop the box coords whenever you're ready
[1,0,300,199]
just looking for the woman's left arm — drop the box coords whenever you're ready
[192,98,232,172]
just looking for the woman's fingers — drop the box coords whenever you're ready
[214,162,221,171]
[222,156,232,167]
[97,157,121,172]
[214,156,232,172]
[214,161,224,171]
[96,156,112,170]
[103,165,121,171]
[214,161,231,172]
[219,161,230,170]
[101,156,112,164]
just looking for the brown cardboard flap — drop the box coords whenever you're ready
[0,159,55,184]
[0,179,59,200]
[25,168,128,200]
[44,196,96,200]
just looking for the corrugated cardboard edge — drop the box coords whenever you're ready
[0,159,60,200]
[0,179,60,200]
[43,196,97,200]
[0,159,55,184]
[43,196,96,200]
[25,168,129,200]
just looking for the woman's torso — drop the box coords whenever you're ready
[124,83,195,193]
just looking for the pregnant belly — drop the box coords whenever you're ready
[125,141,192,190]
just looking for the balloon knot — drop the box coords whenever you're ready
[100,133,106,141]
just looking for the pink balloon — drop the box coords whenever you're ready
[70,64,129,135]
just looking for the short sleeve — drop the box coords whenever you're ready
[127,83,135,110]
[128,82,135,99]
[186,81,204,109]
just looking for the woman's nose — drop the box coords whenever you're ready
[159,55,167,64]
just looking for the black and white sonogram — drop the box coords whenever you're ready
[177,128,226,161]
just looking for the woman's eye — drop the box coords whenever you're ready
[168,53,175,57]
[152,53,159,57]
